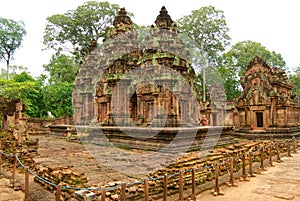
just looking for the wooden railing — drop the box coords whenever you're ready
[0,137,298,201]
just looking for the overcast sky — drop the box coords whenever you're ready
[1,0,299,77]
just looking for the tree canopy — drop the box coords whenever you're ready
[176,6,230,102]
[43,1,121,62]
[177,5,230,64]
[0,72,40,116]
[290,66,300,99]
[0,3,297,119]
[219,40,287,100]
[43,54,78,84]
[222,40,286,77]
[0,17,26,79]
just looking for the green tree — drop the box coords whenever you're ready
[220,40,287,100]
[0,65,28,79]
[43,54,78,84]
[177,5,230,64]
[177,6,231,101]
[43,1,121,62]
[0,18,26,79]
[290,66,300,98]
[44,82,74,117]
[0,72,40,116]
[223,40,286,77]
[42,53,77,117]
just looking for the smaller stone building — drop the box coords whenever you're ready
[235,56,300,133]
[0,98,24,130]
[0,97,27,142]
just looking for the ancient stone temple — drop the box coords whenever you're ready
[73,7,201,127]
[0,97,24,130]
[0,97,27,142]
[235,56,300,133]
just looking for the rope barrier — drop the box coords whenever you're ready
[0,137,297,195]
[0,152,15,157]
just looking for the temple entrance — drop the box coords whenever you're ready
[144,101,154,123]
[130,92,137,120]
[256,112,263,127]
[212,113,217,126]
[100,103,107,122]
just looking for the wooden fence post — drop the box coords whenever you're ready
[260,147,265,171]
[249,153,255,177]
[101,188,106,201]
[179,170,184,201]
[120,183,126,201]
[292,137,297,154]
[287,141,292,157]
[212,162,223,196]
[24,168,29,201]
[191,168,196,200]
[276,143,282,162]
[163,174,168,201]
[56,184,61,201]
[241,152,248,181]
[228,157,237,186]
[269,145,274,167]
[144,178,149,201]
[11,157,16,186]
[0,153,2,177]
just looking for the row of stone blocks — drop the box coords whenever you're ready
[69,139,293,200]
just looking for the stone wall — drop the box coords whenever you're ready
[33,165,88,200]
[87,138,295,200]
[26,115,73,136]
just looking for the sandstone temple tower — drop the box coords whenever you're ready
[73,7,201,127]
[235,56,300,133]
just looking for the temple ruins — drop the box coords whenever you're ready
[73,7,201,127]
[234,56,300,135]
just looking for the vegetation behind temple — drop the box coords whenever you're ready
[1,1,299,118]
[0,54,76,117]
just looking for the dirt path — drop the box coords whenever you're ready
[197,152,300,201]
[0,177,24,201]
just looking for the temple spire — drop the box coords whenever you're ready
[154,6,174,29]
[109,7,134,38]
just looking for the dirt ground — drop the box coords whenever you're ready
[196,152,300,201]
[0,135,299,201]
[0,177,24,201]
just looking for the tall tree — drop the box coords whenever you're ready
[0,65,28,79]
[290,66,300,98]
[223,40,286,77]
[0,72,40,116]
[177,6,231,101]
[220,40,287,100]
[43,54,78,84]
[0,18,26,79]
[43,1,121,62]
[43,82,74,117]
[177,6,230,63]
[42,53,78,117]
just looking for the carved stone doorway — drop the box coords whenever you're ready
[256,112,263,128]
[212,113,217,126]
[130,92,137,120]
[144,101,154,124]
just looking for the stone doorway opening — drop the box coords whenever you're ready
[212,113,217,126]
[130,92,137,120]
[256,112,263,128]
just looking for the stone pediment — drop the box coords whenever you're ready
[270,67,293,88]
[245,55,272,72]
[244,85,270,105]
